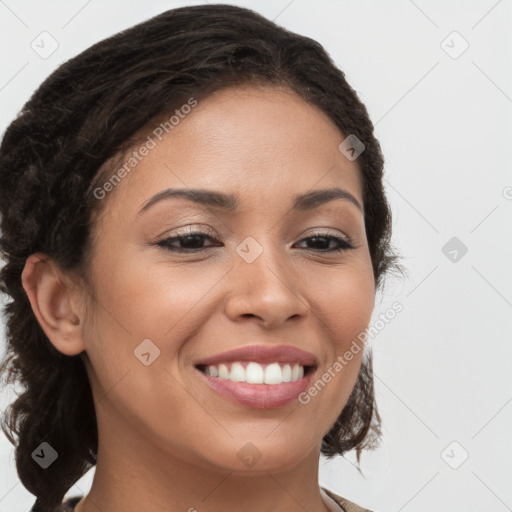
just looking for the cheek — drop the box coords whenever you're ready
[311,259,375,351]
[87,246,218,341]
[81,248,231,398]
[298,258,375,415]
[80,257,198,432]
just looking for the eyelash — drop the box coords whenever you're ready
[155,228,354,253]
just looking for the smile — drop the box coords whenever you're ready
[195,362,316,409]
[196,361,315,385]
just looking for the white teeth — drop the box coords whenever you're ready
[264,362,282,385]
[201,361,306,385]
[229,362,246,382]
[246,362,264,383]
[282,364,292,382]
[218,363,229,380]
[291,364,303,381]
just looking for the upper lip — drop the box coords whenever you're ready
[195,345,318,367]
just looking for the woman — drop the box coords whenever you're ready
[0,4,400,512]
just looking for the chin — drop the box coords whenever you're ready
[201,435,318,474]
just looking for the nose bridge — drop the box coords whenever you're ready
[236,232,291,285]
[224,234,309,326]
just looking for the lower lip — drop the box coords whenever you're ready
[195,367,315,409]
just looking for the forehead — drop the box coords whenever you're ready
[98,84,363,219]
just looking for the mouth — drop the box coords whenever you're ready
[194,361,317,409]
[194,361,316,385]
[192,344,318,408]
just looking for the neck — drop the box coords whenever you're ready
[75,399,331,512]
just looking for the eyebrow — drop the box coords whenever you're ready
[138,186,362,215]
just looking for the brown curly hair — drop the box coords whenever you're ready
[0,4,401,511]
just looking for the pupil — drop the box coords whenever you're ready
[183,235,203,248]
[311,236,328,249]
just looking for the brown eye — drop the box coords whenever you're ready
[294,233,354,253]
[156,231,221,252]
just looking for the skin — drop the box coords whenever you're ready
[22,84,375,512]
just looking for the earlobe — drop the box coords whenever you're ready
[21,253,86,356]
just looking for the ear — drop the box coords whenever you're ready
[21,253,87,356]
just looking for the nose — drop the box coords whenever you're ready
[223,246,310,329]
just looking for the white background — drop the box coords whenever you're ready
[1,1,511,511]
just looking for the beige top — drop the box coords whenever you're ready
[321,486,373,512]
[54,488,373,512]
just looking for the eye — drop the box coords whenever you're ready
[155,227,221,252]
[294,231,354,253]
[154,228,354,253]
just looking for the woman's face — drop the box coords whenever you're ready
[80,84,375,472]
